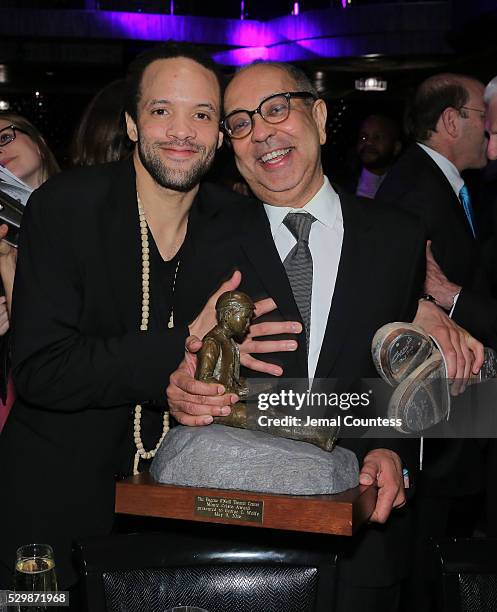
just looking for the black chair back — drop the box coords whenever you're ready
[434,537,497,612]
[75,529,336,612]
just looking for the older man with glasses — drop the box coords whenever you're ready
[168,61,484,612]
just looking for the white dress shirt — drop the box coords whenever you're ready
[263,177,344,378]
[417,142,464,198]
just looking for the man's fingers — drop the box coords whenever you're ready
[189,272,242,339]
[450,328,465,380]
[369,470,403,523]
[447,328,465,395]
[185,335,202,353]
[168,386,237,409]
[253,297,277,318]
[460,337,472,387]
[211,270,242,303]
[461,329,484,375]
[359,459,377,486]
[249,320,302,338]
[470,337,485,374]
[360,450,404,523]
[169,409,214,426]
[433,326,457,379]
[169,372,225,397]
[370,488,400,524]
[240,354,283,376]
[170,400,232,417]
[243,339,298,355]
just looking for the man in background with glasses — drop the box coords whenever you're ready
[377,73,494,612]
[168,61,484,612]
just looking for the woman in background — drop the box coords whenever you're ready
[70,79,133,167]
[0,112,59,431]
[0,112,59,190]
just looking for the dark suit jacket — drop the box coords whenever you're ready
[235,190,427,587]
[0,162,425,591]
[376,143,491,497]
[376,144,497,349]
[0,159,249,588]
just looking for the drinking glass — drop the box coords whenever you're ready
[14,544,57,611]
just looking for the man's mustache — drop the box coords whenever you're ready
[154,139,205,152]
[359,145,380,156]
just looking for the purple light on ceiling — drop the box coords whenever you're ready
[170,0,174,16]
[213,37,353,65]
[213,46,270,65]
[293,2,300,16]
[97,11,274,47]
[95,9,367,66]
[342,0,347,8]
[240,0,244,20]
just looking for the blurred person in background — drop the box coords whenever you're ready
[0,113,59,191]
[376,72,491,612]
[355,113,402,198]
[70,79,133,167]
[0,112,59,432]
[485,75,497,163]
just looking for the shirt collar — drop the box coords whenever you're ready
[263,176,341,235]
[417,142,465,197]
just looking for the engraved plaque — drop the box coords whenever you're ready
[116,473,377,535]
[194,495,264,524]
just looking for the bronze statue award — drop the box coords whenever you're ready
[195,290,337,452]
[150,290,358,496]
[195,290,254,428]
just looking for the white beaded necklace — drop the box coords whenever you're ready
[133,193,180,475]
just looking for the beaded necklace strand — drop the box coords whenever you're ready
[133,194,180,474]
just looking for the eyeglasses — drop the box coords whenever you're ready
[0,125,25,147]
[222,91,318,139]
[460,106,486,120]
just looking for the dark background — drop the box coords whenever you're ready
[0,0,496,178]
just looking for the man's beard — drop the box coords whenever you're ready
[138,137,217,192]
[359,146,394,171]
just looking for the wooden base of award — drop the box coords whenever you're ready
[115,472,377,536]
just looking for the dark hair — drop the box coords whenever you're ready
[124,41,224,122]
[0,112,60,183]
[234,61,318,101]
[71,79,133,167]
[405,73,472,142]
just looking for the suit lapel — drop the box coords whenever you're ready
[314,192,371,378]
[172,185,237,324]
[102,159,142,332]
[415,146,475,240]
[240,203,300,319]
[240,202,308,374]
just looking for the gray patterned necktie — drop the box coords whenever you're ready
[283,212,316,352]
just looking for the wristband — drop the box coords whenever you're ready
[419,294,436,303]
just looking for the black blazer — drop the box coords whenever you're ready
[0,160,249,588]
[0,164,425,590]
[377,143,497,350]
[234,191,427,587]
